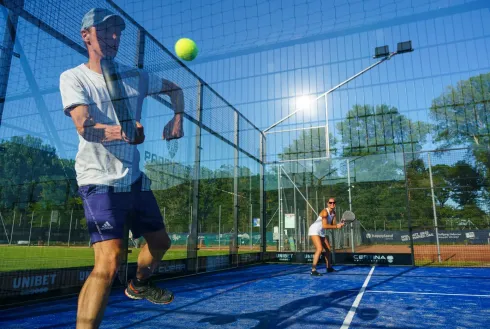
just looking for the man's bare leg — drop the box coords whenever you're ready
[135,229,171,279]
[124,229,174,304]
[77,239,122,329]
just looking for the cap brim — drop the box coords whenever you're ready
[100,15,126,30]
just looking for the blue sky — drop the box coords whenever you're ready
[1,0,489,168]
[114,0,490,159]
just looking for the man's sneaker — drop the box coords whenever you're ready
[310,270,323,276]
[125,280,174,304]
[327,268,337,273]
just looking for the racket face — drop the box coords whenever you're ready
[342,210,356,222]
[167,139,179,159]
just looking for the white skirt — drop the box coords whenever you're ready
[308,220,325,237]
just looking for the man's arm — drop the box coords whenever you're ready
[161,79,184,140]
[161,79,184,114]
[69,105,144,144]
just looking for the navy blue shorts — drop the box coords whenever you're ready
[78,175,165,244]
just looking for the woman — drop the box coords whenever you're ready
[308,198,344,276]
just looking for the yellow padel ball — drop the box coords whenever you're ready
[175,38,198,61]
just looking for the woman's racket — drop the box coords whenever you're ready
[341,210,356,224]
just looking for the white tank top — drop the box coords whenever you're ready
[308,209,335,237]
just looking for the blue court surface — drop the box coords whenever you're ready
[1,264,489,328]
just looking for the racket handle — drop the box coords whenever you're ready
[100,58,138,142]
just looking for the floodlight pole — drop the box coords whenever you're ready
[263,51,401,155]
[261,45,412,256]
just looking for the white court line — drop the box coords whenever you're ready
[367,290,490,298]
[340,266,375,329]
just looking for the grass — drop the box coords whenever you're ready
[0,246,253,272]
[2,245,489,272]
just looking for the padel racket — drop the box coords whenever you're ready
[167,140,178,159]
[341,210,356,223]
[100,59,136,286]
[100,58,139,143]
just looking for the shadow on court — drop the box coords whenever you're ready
[197,289,379,328]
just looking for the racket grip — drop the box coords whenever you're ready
[100,58,138,142]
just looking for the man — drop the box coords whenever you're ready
[307,198,344,276]
[59,8,184,329]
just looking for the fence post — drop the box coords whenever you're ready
[9,210,15,246]
[427,153,441,263]
[68,209,73,247]
[48,210,53,246]
[347,159,354,252]
[188,80,203,273]
[218,205,221,250]
[232,111,239,264]
[28,211,34,246]
[250,203,253,250]
[403,152,416,267]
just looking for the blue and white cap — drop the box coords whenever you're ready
[81,8,126,31]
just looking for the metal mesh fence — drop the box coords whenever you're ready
[0,0,263,304]
[404,146,490,266]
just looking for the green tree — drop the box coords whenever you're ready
[280,127,338,161]
[276,104,431,230]
[430,73,490,222]
[336,104,430,157]
[0,136,76,211]
[446,161,483,207]
[430,72,490,147]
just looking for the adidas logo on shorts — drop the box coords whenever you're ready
[101,221,113,230]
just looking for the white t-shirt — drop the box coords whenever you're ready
[308,209,335,237]
[59,63,160,187]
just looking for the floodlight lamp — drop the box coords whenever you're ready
[397,41,413,54]
[374,45,390,58]
[296,95,312,111]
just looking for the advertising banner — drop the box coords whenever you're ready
[363,230,490,244]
